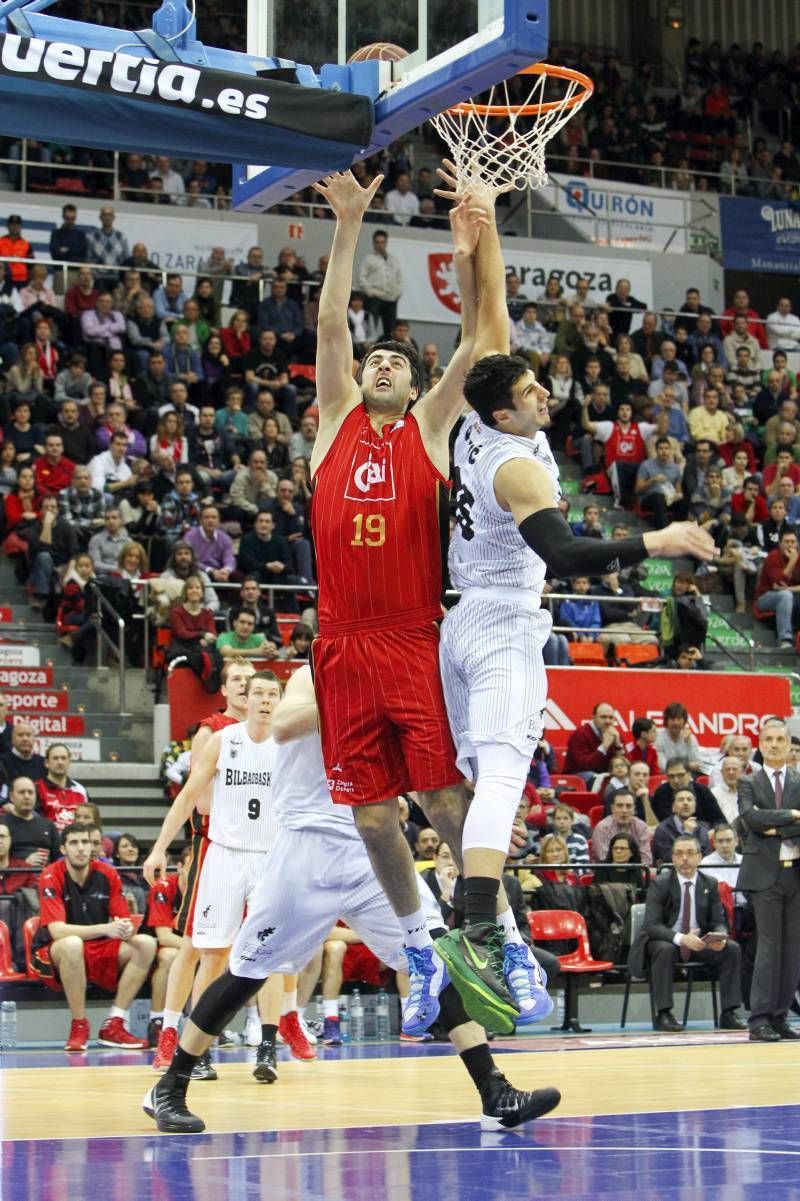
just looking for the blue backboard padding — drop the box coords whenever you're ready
[232,0,549,211]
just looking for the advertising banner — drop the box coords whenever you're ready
[0,667,53,688]
[545,175,689,252]
[398,240,654,325]
[720,196,800,273]
[0,645,41,666]
[7,690,69,713]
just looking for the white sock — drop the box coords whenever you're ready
[297,1005,306,1020]
[323,999,339,1019]
[245,1003,258,1019]
[109,1006,127,1022]
[149,1010,164,1021]
[162,1009,182,1032]
[497,907,524,945]
[280,988,298,1016]
[400,906,433,949]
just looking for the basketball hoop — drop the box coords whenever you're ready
[430,63,594,195]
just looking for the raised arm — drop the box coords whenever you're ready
[414,194,483,438]
[271,664,318,743]
[313,171,384,420]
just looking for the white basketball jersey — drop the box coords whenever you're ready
[449,411,561,592]
[210,723,278,852]
[274,729,361,840]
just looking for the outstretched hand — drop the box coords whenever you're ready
[449,195,489,255]
[655,522,719,562]
[315,171,384,221]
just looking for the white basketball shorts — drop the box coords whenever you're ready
[439,586,552,780]
[191,842,268,949]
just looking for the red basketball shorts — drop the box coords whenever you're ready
[33,938,122,993]
[312,622,461,805]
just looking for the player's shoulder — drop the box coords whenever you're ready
[93,858,121,882]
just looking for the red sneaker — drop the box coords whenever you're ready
[153,1024,179,1071]
[97,1016,149,1049]
[278,1011,316,1061]
[65,1018,90,1052]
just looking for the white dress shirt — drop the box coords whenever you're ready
[672,874,699,945]
[771,765,799,861]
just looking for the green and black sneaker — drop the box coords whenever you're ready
[433,922,520,1034]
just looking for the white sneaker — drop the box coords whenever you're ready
[298,1015,318,1046]
[243,1015,262,1047]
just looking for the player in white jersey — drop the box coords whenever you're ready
[432,165,719,1032]
[143,666,560,1135]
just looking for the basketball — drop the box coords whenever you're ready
[347,42,409,64]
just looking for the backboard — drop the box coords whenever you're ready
[232,0,549,211]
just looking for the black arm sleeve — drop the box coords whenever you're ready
[518,508,647,578]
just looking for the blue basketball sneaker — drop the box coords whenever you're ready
[401,945,449,1035]
[503,942,554,1027]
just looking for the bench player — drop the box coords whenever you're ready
[431,167,718,1030]
[147,658,258,1075]
[145,670,300,1080]
[143,666,560,1134]
[307,170,487,1035]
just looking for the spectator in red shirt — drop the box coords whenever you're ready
[754,528,800,648]
[624,717,659,773]
[35,743,89,832]
[763,449,800,498]
[563,700,624,779]
[0,214,33,289]
[33,432,75,497]
[720,289,768,350]
[731,477,770,525]
[64,265,99,323]
[33,823,156,1052]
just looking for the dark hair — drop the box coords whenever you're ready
[605,832,638,862]
[611,789,634,805]
[60,821,97,845]
[290,622,313,641]
[114,833,140,864]
[632,717,655,739]
[663,702,688,722]
[245,669,281,695]
[655,436,672,449]
[357,340,423,396]
[463,353,530,427]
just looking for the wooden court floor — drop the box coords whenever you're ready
[3,1037,800,1142]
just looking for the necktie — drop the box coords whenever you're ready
[774,771,783,809]
[679,880,692,962]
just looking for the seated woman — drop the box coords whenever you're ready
[593,832,647,897]
[660,571,708,660]
[535,834,580,886]
[149,412,188,470]
[2,464,41,570]
[57,552,98,663]
[166,575,220,690]
[114,832,148,914]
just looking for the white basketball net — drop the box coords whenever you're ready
[430,68,592,195]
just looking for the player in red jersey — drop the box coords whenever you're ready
[146,658,257,1074]
[310,170,484,1034]
[33,823,156,1052]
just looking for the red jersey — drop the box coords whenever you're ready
[146,873,181,929]
[623,739,659,773]
[190,711,239,836]
[33,455,75,496]
[36,775,89,832]
[311,405,449,634]
[604,422,647,467]
[37,857,127,945]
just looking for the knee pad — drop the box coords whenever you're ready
[190,968,262,1038]
[461,743,532,856]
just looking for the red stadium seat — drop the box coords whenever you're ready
[23,916,41,980]
[528,909,614,1032]
[567,643,607,666]
[559,790,598,817]
[614,643,659,667]
[589,804,604,828]
[0,920,27,982]
[550,774,588,793]
[648,774,666,795]
[289,363,316,382]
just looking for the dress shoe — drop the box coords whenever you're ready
[718,1009,747,1031]
[653,1011,684,1033]
[772,1022,800,1040]
[749,1024,781,1042]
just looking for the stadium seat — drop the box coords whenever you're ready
[0,919,27,982]
[567,643,607,666]
[560,790,598,817]
[551,774,587,793]
[648,774,666,795]
[528,909,614,1032]
[614,643,659,667]
[23,916,41,980]
[589,804,604,828]
[695,774,710,787]
[289,363,316,382]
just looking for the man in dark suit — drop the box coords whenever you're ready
[737,718,800,1041]
[629,834,745,1032]
[652,788,711,865]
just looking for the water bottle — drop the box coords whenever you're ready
[375,989,391,1042]
[338,995,350,1043]
[349,989,365,1043]
[0,1000,17,1050]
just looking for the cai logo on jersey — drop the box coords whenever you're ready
[345,438,396,502]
